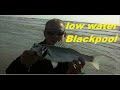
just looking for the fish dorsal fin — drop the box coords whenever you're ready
[69,45,80,52]
[54,41,83,54]
[54,41,66,48]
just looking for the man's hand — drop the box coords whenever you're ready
[20,50,43,65]
[66,57,85,74]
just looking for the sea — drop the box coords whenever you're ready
[0,16,120,74]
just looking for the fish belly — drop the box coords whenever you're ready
[45,47,80,62]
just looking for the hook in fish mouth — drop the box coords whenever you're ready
[40,45,48,58]
[41,47,47,54]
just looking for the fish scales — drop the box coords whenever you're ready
[45,45,94,62]
[31,43,100,70]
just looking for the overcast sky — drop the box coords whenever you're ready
[1,15,120,25]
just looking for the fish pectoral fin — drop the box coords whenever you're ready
[89,60,99,70]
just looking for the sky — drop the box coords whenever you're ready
[1,15,120,25]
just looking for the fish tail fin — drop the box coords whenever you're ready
[89,56,100,70]
[90,60,99,70]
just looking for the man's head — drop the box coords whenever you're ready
[44,19,66,45]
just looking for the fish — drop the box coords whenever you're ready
[31,42,100,70]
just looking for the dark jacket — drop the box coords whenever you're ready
[6,40,69,74]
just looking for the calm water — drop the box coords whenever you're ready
[0,16,120,74]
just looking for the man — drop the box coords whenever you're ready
[6,18,85,74]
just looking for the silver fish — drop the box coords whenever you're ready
[31,43,99,70]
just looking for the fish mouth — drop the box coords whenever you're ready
[41,47,48,57]
[41,46,47,54]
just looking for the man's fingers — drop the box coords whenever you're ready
[78,61,81,64]
[78,57,85,68]
[21,50,41,65]
[73,60,81,66]
[23,50,33,56]
[72,58,85,69]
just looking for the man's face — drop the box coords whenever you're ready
[44,22,66,45]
